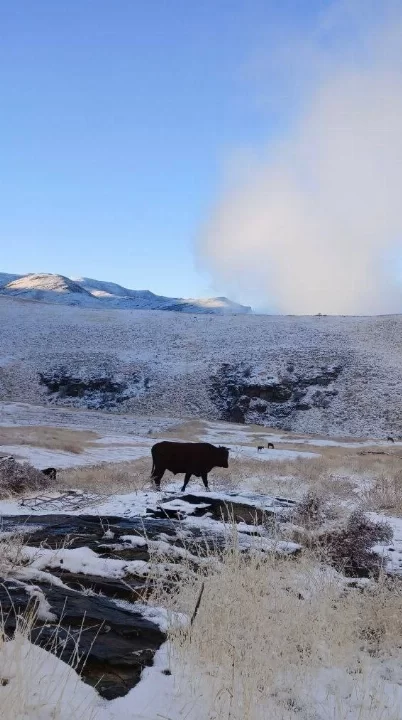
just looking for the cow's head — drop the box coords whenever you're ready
[217,446,229,468]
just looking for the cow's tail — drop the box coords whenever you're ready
[151,461,155,478]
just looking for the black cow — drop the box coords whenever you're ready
[387,436,395,443]
[151,441,229,491]
[267,442,275,449]
[42,467,57,480]
[257,446,264,452]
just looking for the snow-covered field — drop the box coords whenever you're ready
[1,301,402,720]
[0,435,154,470]
[1,401,402,719]
[1,296,402,437]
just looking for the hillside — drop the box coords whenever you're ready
[0,295,401,437]
[0,272,251,314]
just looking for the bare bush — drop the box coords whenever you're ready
[0,458,54,498]
[315,510,393,578]
[295,490,328,528]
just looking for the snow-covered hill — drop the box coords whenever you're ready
[0,272,21,287]
[0,273,251,314]
[0,295,402,438]
[2,274,97,306]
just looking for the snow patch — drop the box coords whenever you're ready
[21,546,149,580]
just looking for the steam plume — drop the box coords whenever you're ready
[198,2,402,314]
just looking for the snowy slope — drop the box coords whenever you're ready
[1,273,99,306]
[0,272,251,314]
[1,295,402,437]
[73,276,252,313]
[0,272,21,287]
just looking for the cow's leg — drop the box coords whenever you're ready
[201,473,210,491]
[181,473,191,492]
[151,467,165,490]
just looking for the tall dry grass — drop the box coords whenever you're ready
[0,532,27,577]
[155,544,402,720]
[59,457,151,494]
[209,449,402,516]
[0,425,99,453]
[359,472,402,515]
[0,426,98,454]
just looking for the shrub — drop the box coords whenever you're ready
[296,490,327,528]
[0,458,52,497]
[315,510,393,578]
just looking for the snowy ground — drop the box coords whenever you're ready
[198,420,402,449]
[0,435,154,470]
[0,436,319,470]
[1,296,402,437]
[0,426,320,477]
[370,513,402,576]
[0,400,177,435]
[1,404,402,719]
[3,634,402,720]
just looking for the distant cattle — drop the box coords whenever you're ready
[267,443,275,449]
[42,467,57,480]
[387,436,395,443]
[151,441,229,491]
[257,446,264,452]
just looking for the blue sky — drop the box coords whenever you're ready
[1,1,335,299]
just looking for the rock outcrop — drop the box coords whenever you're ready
[0,579,165,700]
[39,366,150,409]
[0,491,299,698]
[210,362,343,427]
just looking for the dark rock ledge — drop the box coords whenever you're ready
[0,491,298,699]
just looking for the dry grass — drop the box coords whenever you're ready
[211,448,402,516]
[53,444,402,518]
[58,456,151,494]
[161,418,207,440]
[2,418,402,513]
[0,426,98,454]
[206,454,356,506]
[359,473,402,515]
[0,533,27,577]
[154,544,402,720]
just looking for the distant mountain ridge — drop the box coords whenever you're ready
[0,272,252,314]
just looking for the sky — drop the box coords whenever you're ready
[1,1,401,312]
[0,0,332,300]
